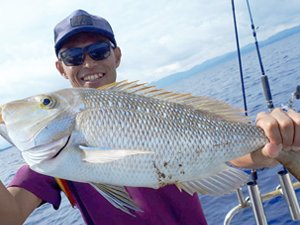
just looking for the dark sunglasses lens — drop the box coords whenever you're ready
[60,48,84,66]
[88,42,111,60]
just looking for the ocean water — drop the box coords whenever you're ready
[0,32,300,224]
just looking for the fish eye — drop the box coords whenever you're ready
[41,96,56,109]
[43,98,51,106]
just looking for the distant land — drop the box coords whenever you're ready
[150,24,300,89]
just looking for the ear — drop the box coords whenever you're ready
[114,47,122,68]
[56,61,68,79]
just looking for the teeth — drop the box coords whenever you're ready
[83,73,104,81]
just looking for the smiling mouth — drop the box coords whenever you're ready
[82,73,105,82]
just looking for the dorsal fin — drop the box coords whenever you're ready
[97,80,250,124]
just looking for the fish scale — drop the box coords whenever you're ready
[63,88,268,188]
[2,80,298,216]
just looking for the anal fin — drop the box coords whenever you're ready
[180,165,249,196]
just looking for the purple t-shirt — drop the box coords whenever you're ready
[9,166,207,225]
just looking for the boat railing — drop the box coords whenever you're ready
[224,84,300,225]
[224,172,300,225]
[281,85,300,111]
[229,0,300,223]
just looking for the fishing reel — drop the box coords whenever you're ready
[281,85,300,111]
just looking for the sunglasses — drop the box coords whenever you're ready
[58,41,115,66]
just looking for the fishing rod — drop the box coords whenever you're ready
[232,0,274,114]
[231,0,259,184]
[231,0,248,117]
[231,0,259,189]
[244,0,268,186]
[245,0,274,112]
[230,1,268,224]
[232,0,259,186]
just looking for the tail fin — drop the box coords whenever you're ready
[276,150,300,181]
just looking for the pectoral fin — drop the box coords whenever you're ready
[90,183,143,216]
[79,145,154,163]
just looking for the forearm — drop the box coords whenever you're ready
[0,181,25,225]
[0,180,41,225]
[229,150,279,169]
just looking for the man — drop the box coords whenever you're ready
[0,9,299,225]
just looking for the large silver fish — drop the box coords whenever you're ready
[0,80,299,215]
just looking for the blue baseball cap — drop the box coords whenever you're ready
[54,10,117,57]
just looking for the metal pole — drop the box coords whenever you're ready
[247,182,268,225]
[224,188,247,225]
[278,170,300,220]
[224,182,300,224]
[236,188,247,207]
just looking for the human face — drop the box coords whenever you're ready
[56,33,121,88]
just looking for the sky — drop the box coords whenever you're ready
[0,0,299,106]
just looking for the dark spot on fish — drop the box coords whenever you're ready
[180,170,185,174]
[195,150,202,154]
[214,141,229,147]
[179,164,182,167]
[164,162,168,167]
[153,161,167,187]
[168,175,172,179]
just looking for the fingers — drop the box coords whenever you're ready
[269,108,293,150]
[256,108,286,146]
[260,142,281,159]
[286,109,300,150]
[249,142,280,167]
[256,108,300,157]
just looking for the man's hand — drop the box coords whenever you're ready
[256,108,300,157]
[230,107,300,169]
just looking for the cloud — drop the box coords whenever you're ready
[0,55,70,105]
[0,39,70,105]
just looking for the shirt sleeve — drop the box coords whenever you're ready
[8,165,62,209]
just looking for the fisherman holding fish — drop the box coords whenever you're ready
[0,9,300,225]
